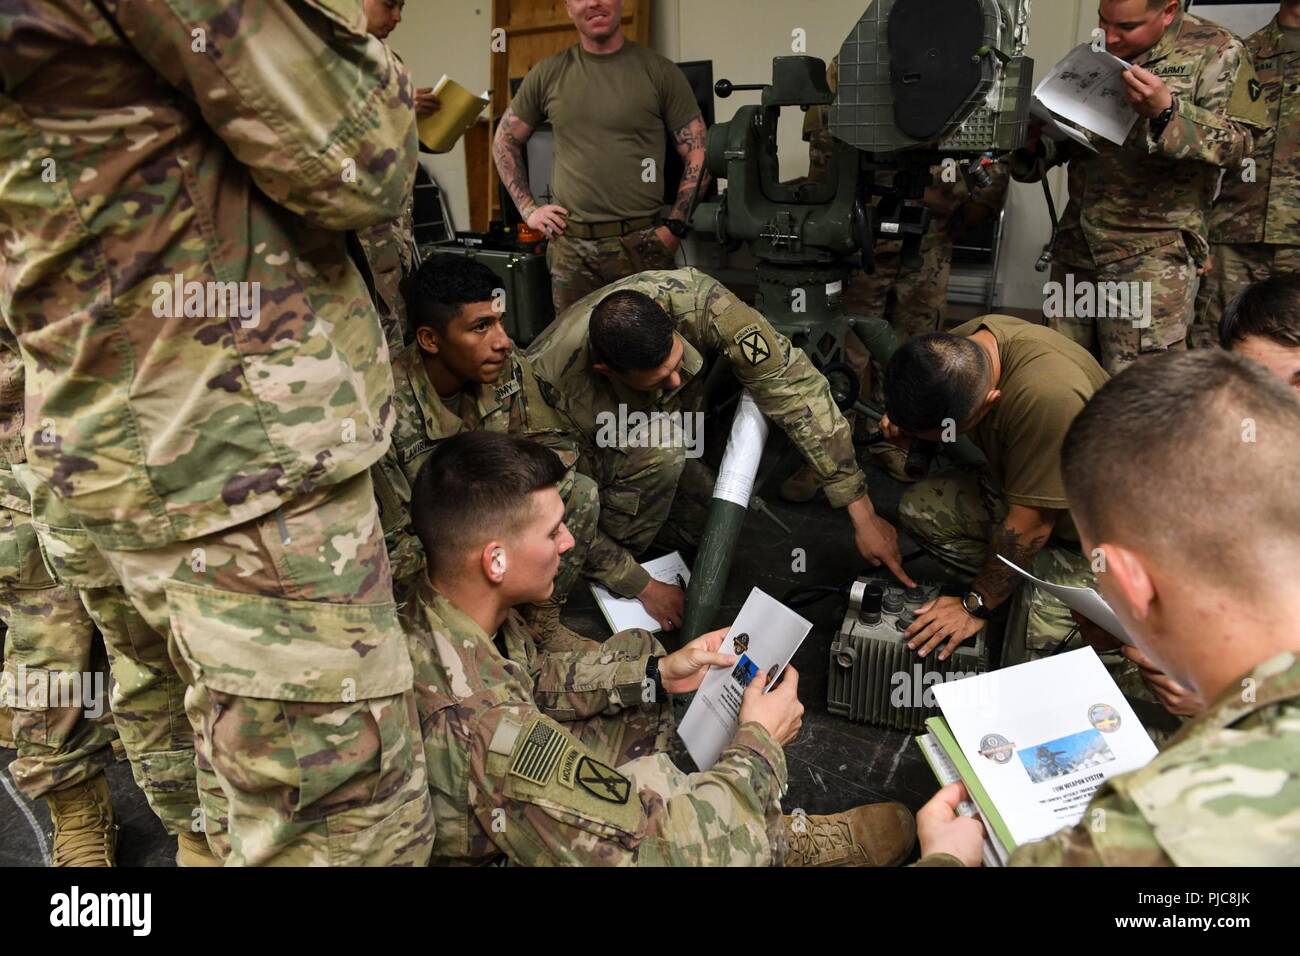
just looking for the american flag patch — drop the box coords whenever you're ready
[509,719,567,785]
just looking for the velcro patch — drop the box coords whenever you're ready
[735,327,773,367]
[509,718,567,785]
[557,746,582,789]
[574,755,631,804]
[488,717,522,756]
[494,378,521,403]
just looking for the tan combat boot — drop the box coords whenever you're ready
[176,831,222,867]
[47,775,117,867]
[779,464,822,504]
[784,802,916,867]
[865,442,916,484]
[522,603,601,653]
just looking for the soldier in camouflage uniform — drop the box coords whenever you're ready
[528,268,915,631]
[373,255,603,649]
[1012,1,1270,374]
[0,338,209,865]
[0,1,432,865]
[918,351,1300,866]
[1194,6,1300,350]
[408,431,917,866]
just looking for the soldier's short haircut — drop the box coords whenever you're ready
[1219,273,1300,351]
[589,290,675,372]
[411,431,566,578]
[884,333,992,434]
[408,254,501,335]
[1062,351,1300,586]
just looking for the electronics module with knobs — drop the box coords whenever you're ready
[828,578,988,731]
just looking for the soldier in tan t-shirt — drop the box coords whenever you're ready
[879,317,1110,667]
[492,0,710,314]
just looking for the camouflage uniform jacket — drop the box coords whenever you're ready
[527,268,869,592]
[1012,11,1270,267]
[1005,651,1300,865]
[357,201,417,354]
[0,0,418,551]
[0,335,26,508]
[407,582,789,865]
[1210,17,1300,245]
[372,347,587,585]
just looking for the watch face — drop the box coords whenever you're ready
[963,592,982,615]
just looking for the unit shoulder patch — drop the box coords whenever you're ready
[733,324,773,367]
[574,755,631,804]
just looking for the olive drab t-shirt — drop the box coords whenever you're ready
[951,316,1110,542]
[509,41,701,224]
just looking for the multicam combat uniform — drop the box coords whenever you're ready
[1013,11,1270,373]
[0,343,117,801]
[373,347,603,608]
[527,268,869,598]
[0,1,431,865]
[0,338,201,836]
[1006,652,1300,865]
[357,204,418,354]
[407,582,789,865]
[1197,16,1300,348]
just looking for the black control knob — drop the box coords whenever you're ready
[860,584,884,625]
[882,589,905,614]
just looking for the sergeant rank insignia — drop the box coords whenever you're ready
[575,755,631,804]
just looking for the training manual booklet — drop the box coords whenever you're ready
[589,552,691,635]
[417,75,489,153]
[916,648,1158,865]
[1031,43,1140,148]
[678,588,813,771]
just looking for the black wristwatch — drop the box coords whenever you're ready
[961,589,995,621]
[645,655,666,700]
[1150,99,1176,140]
[663,218,690,239]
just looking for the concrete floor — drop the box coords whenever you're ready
[0,440,957,867]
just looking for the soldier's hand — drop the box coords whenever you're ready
[847,496,917,588]
[1071,609,1125,655]
[738,664,804,747]
[639,577,685,632]
[907,595,984,662]
[1122,66,1173,119]
[414,88,441,117]
[1123,646,1205,718]
[528,204,569,240]
[917,782,986,867]
[659,627,736,694]
[878,413,909,450]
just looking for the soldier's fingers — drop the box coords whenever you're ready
[695,652,736,670]
[939,632,966,661]
[699,627,729,651]
[882,552,917,589]
[775,664,800,697]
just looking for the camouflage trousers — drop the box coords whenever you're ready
[1049,242,1197,375]
[546,226,677,316]
[844,233,954,341]
[96,471,433,866]
[585,442,716,597]
[897,470,1094,660]
[0,506,116,800]
[1190,242,1300,350]
[17,466,201,833]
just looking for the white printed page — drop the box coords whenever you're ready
[589,552,690,635]
[1034,44,1139,146]
[931,648,1158,848]
[678,588,812,771]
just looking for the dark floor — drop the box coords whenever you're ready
[0,449,957,866]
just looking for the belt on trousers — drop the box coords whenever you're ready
[564,216,658,240]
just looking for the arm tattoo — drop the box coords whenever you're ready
[492,107,538,218]
[669,117,711,222]
[974,522,1053,608]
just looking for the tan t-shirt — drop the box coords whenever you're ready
[952,316,1109,542]
[509,41,700,224]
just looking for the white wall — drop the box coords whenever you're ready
[393,1,1113,311]
[388,2,493,231]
